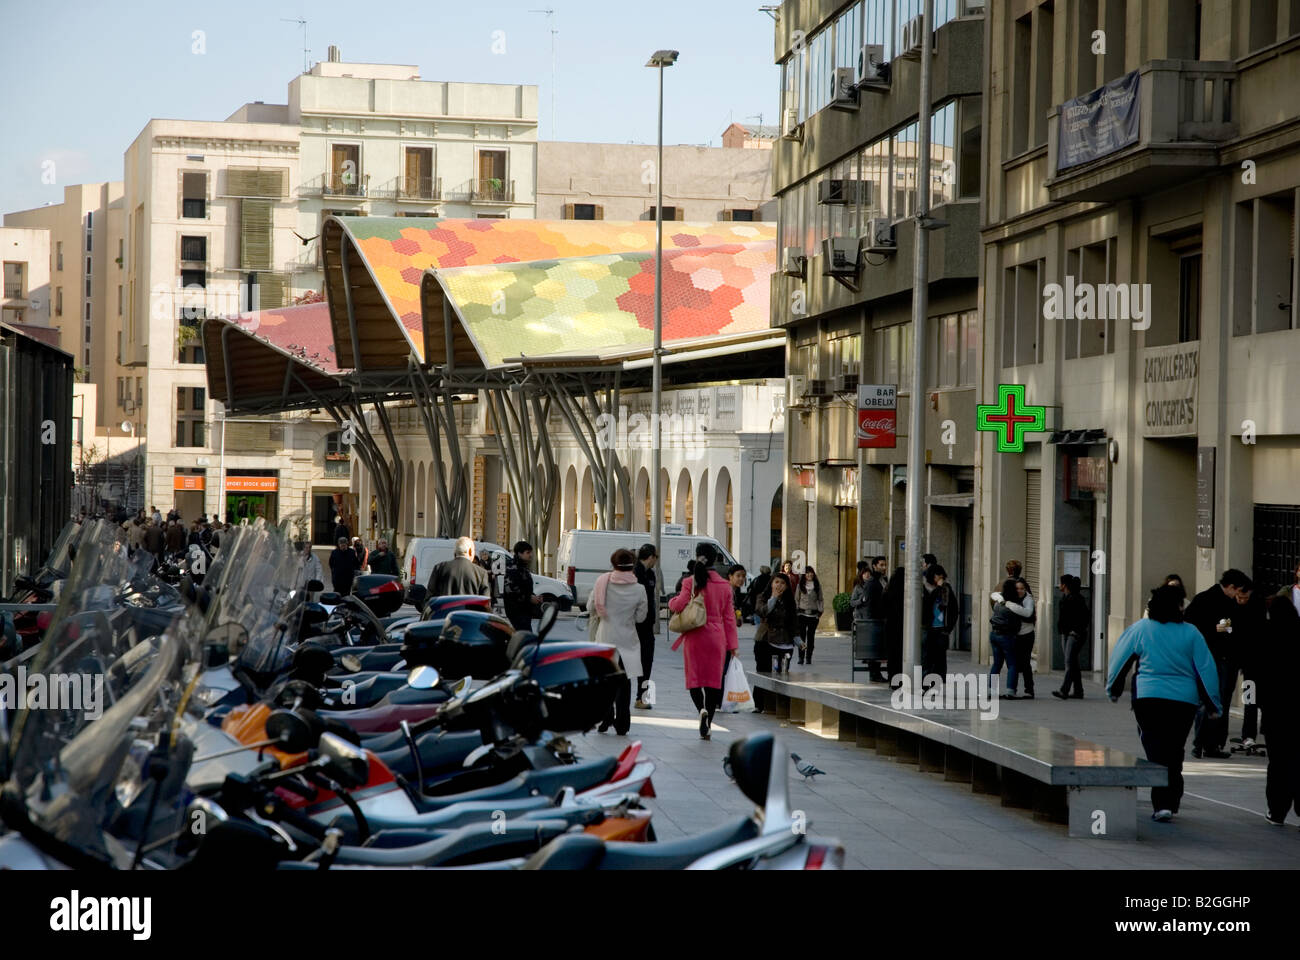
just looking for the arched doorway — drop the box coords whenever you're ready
[634,467,650,532]
[424,463,437,536]
[563,465,578,533]
[713,466,733,553]
[769,483,783,569]
[674,470,692,529]
[415,462,426,535]
[659,467,671,531]
[697,469,709,537]
[579,467,595,529]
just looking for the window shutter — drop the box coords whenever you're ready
[562,203,574,219]
[674,208,685,221]
[721,209,734,221]
[228,167,288,198]
[593,204,604,220]
[240,199,273,270]
[1024,469,1041,591]
[254,272,290,310]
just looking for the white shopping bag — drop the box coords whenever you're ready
[720,656,756,713]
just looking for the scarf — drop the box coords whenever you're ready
[593,569,638,619]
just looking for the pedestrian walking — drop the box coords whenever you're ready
[755,572,797,674]
[165,519,185,559]
[991,577,1036,698]
[1261,566,1300,825]
[428,536,491,598]
[1186,568,1253,758]
[668,542,739,740]
[298,540,324,590]
[780,559,798,592]
[502,540,540,631]
[850,557,890,682]
[1053,574,1090,699]
[328,536,359,596]
[633,543,658,709]
[1234,586,1266,750]
[368,538,399,577]
[921,564,957,681]
[746,565,772,622]
[988,578,1022,697]
[351,537,369,574]
[592,549,648,736]
[884,565,906,685]
[1107,583,1223,822]
[729,564,748,629]
[795,566,823,665]
[150,505,162,526]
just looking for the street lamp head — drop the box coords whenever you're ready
[646,50,679,67]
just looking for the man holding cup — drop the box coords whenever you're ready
[1185,569,1253,759]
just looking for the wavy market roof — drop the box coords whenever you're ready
[322,216,775,370]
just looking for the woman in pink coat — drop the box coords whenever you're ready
[668,542,740,740]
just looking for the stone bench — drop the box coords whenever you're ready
[750,673,1167,840]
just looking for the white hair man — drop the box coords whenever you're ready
[428,536,491,598]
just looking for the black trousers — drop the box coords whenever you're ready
[1194,657,1235,750]
[922,629,949,679]
[1060,632,1085,697]
[1133,697,1199,813]
[611,676,632,735]
[797,615,818,662]
[689,685,723,721]
[505,604,533,632]
[636,621,655,698]
[1266,717,1300,820]
[1012,632,1035,694]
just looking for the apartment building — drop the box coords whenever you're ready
[768,0,984,633]
[536,140,773,221]
[979,0,1300,674]
[721,122,778,150]
[0,226,51,332]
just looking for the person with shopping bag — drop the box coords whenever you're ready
[590,548,648,736]
[668,542,739,740]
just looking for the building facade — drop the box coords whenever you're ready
[979,0,1300,674]
[769,0,985,630]
[536,141,772,222]
[0,226,51,333]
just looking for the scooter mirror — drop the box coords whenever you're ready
[266,708,316,753]
[319,732,369,788]
[537,602,559,640]
[406,664,441,690]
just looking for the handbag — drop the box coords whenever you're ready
[668,583,708,634]
[720,655,756,713]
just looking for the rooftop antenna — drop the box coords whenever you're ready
[530,8,557,138]
[281,17,309,73]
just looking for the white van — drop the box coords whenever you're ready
[556,529,739,609]
[403,537,575,610]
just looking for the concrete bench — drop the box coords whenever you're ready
[750,673,1167,840]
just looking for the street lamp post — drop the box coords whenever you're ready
[646,49,678,635]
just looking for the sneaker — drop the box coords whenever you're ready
[634,699,652,710]
[1152,809,1174,823]
[1241,738,1256,750]
[699,708,711,740]
[1266,812,1286,826]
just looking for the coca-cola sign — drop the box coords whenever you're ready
[857,384,898,449]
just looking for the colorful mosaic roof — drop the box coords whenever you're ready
[330,217,775,365]
[225,299,340,373]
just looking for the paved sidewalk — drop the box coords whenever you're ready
[559,618,1299,869]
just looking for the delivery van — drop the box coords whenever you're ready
[556,529,738,609]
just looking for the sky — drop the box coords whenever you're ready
[0,0,781,215]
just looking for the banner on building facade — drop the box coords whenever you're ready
[857,384,897,448]
[1143,342,1199,437]
[1057,69,1141,171]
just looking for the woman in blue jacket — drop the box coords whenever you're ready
[1107,584,1222,822]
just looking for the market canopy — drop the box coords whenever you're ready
[321,216,775,372]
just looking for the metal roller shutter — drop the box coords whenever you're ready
[1024,469,1040,592]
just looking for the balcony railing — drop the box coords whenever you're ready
[373,176,442,202]
[304,173,370,199]
[1046,60,1237,203]
[470,178,515,203]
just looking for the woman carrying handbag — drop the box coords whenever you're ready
[668,542,739,740]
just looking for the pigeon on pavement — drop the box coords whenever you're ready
[722,755,734,780]
[790,753,825,781]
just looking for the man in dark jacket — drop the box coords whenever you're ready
[1262,569,1300,824]
[1186,568,1252,758]
[368,538,399,577]
[164,519,185,558]
[921,565,957,682]
[143,520,165,567]
[333,515,351,544]
[633,543,658,709]
[328,536,360,596]
[428,537,491,598]
[502,540,540,631]
[851,556,889,682]
[1053,574,1091,699]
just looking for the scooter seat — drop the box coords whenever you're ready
[333,818,572,867]
[373,729,484,778]
[523,817,759,870]
[361,804,604,848]
[328,795,555,843]
[321,673,408,709]
[409,756,618,813]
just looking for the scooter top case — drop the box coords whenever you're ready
[511,640,625,738]
[401,610,514,679]
[422,593,492,621]
[352,574,408,618]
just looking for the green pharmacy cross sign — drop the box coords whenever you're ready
[976,384,1046,453]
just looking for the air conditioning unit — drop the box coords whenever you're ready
[834,373,860,394]
[829,66,859,111]
[783,246,807,279]
[900,16,924,58]
[787,375,808,406]
[822,237,861,277]
[781,108,802,141]
[865,218,897,254]
[857,44,888,86]
[805,378,832,399]
[818,180,870,205]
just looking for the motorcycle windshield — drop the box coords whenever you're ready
[40,520,85,581]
